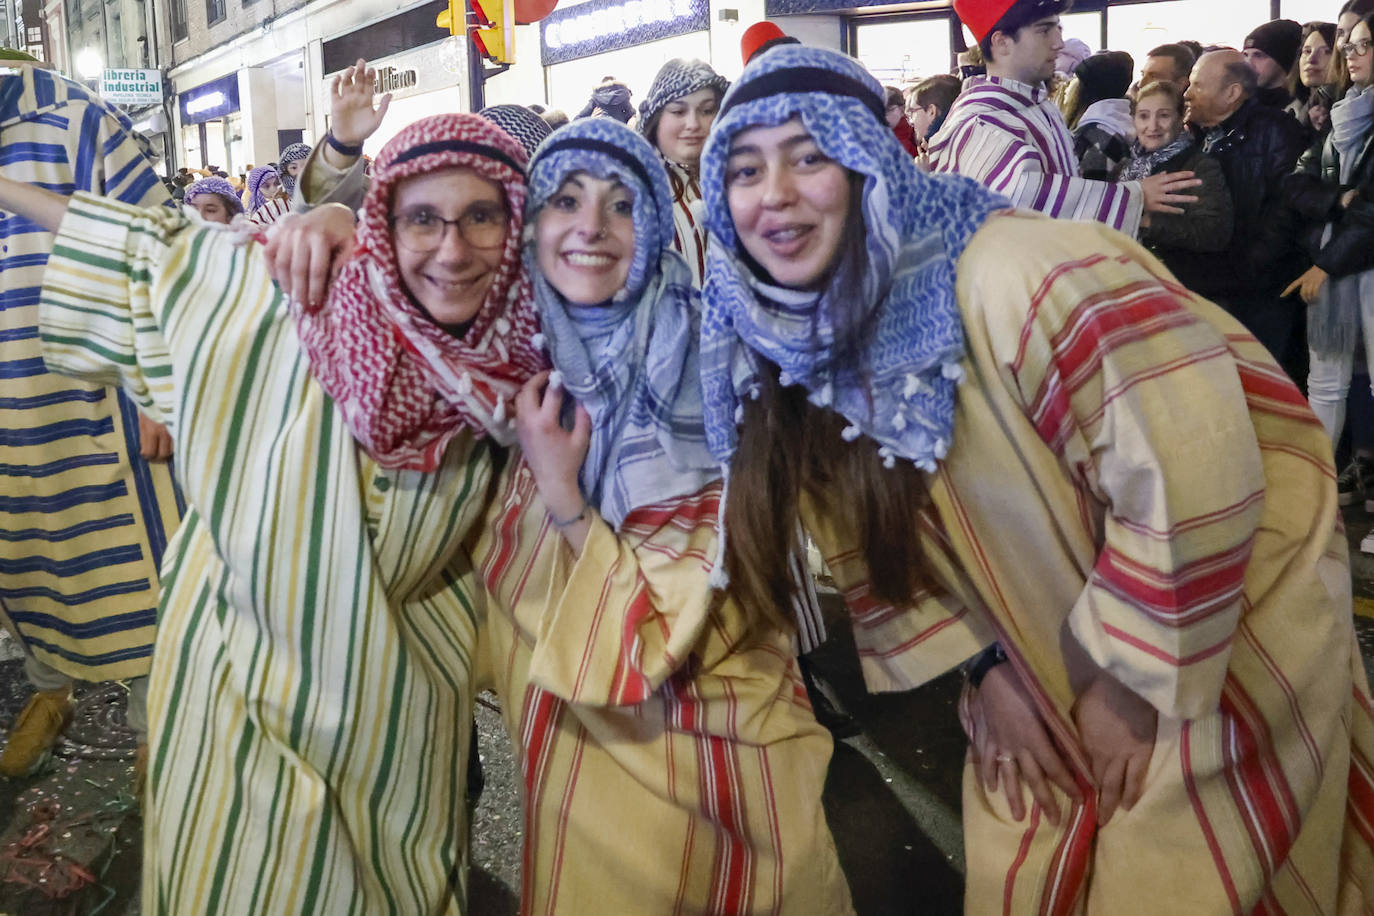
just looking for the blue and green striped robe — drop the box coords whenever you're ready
[40,192,491,914]
[0,65,182,680]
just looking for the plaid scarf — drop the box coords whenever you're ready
[526,117,716,530]
[183,176,243,215]
[245,164,280,213]
[277,142,311,198]
[698,45,1008,475]
[294,114,546,470]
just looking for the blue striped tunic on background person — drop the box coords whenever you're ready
[0,64,182,680]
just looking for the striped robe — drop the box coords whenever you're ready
[809,212,1374,913]
[929,76,1143,236]
[250,195,291,227]
[472,460,853,915]
[39,193,490,914]
[0,66,182,680]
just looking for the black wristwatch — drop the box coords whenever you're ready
[963,643,1008,687]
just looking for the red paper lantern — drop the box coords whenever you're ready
[514,0,557,24]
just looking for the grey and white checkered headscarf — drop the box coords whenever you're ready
[638,59,729,142]
[479,104,552,159]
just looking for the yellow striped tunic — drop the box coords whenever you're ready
[0,66,182,680]
[40,192,491,914]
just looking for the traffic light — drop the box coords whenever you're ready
[471,0,515,65]
[436,0,461,33]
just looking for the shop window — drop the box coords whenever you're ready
[206,0,225,26]
[1281,0,1340,25]
[1106,0,1269,68]
[1061,11,1102,50]
[169,0,188,42]
[853,16,951,85]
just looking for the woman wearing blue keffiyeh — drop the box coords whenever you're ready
[700,44,1374,913]
[471,117,854,915]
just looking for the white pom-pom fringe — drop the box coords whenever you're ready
[934,438,949,459]
[734,404,745,424]
[883,455,897,469]
[841,425,861,442]
[903,373,921,400]
[943,362,965,381]
[494,317,511,335]
[892,413,907,431]
[779,371,794,387]
[531,332,547,350]
[548,370,564,389]
[817,382,833,405]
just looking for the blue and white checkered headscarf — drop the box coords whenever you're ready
[698,45,1008,474]
[526,118,717,530]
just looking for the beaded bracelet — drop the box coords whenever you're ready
[551,502,588,528]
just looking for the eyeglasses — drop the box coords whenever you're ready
[1341,38,1374,58]
[389,205,508,253]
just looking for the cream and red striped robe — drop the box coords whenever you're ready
[472,461,853,915]
[929,76,1144,236]
[810,212,1374,913]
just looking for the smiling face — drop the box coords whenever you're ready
[1133,92,1183,152]
[724,118,852,291]
[191,194,234,225]
[391,167,509,327]
[1300,30,1332,88]
[654,87,720,167]
[535,173,636,306]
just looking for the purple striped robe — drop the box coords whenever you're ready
[929,76,1143,235]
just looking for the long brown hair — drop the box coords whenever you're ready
[723,175,933,633]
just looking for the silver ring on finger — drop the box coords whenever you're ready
[995,753,1014,764]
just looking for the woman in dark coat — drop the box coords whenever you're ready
[1282,12,1374,457]
[1118,81,1233,285]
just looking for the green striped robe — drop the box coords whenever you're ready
[40,192,492,914]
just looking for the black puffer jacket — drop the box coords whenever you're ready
[1180,97,1307,300]
[1282,124,1374,279]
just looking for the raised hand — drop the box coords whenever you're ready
[329,59,392,149]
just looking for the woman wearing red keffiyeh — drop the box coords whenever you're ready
[0,113,544,913]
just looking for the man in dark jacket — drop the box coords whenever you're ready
[1181,48,1308,380]
[1243,19,1302,111]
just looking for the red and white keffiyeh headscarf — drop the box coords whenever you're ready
[294,114,547,470]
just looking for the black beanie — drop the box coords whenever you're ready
[1073,51,1135,108]
[1244,19,1303,74]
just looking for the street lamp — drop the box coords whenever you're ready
[75,47,103,82]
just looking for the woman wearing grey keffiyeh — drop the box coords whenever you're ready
[470,116,854,914]
[638,58,729,286]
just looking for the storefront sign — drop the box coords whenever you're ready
[321,39,464,107]
[100,68,163,105]
[374,65,418,95]
[179,72,240,124]
[540,0,708,66]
